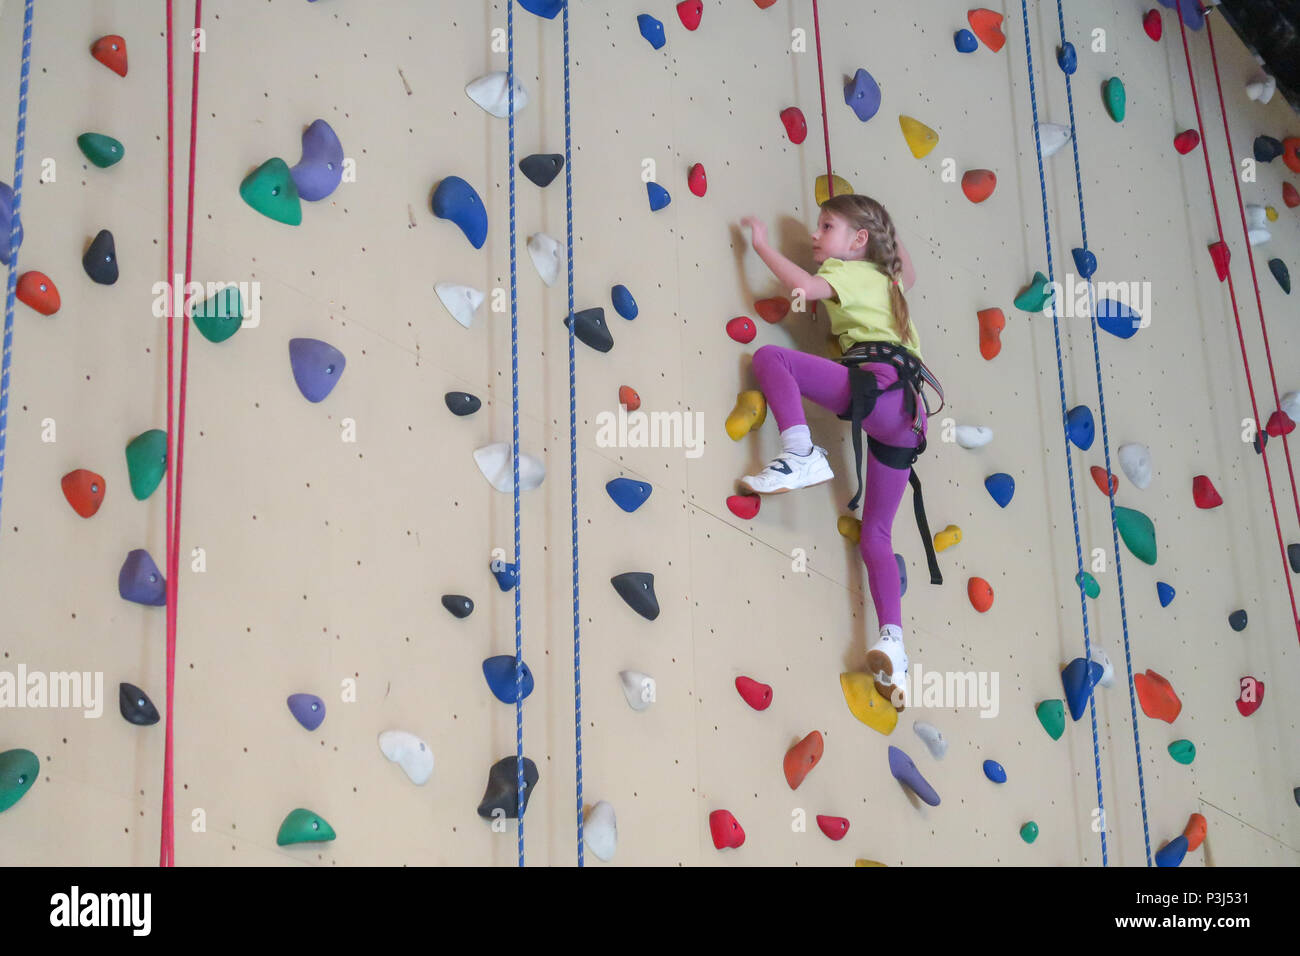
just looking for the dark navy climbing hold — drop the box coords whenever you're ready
[442,594,474,618]
[118,549,166,606]
[83,229,118,284]
[287,693,326,731]
[646,182,671,211]
[482,655,535,703]
[291,119,344,202]
[520,153,564,187]
[444,391,481,416]
[492,559,519,592]
[985,473,1015,508]
[637,14,666,50]
[606,477,652,513]
[119,682,160,725]
[567,307,614,352]
[1254,135,1283,163]
[288,338,346,402]
[1269,258,1290,294]
[1155,834,1188,866]
[1066,405,1095,450]
[1157,581,1175,607]
[1289,543,1300,573]
[982,759,1007,783]
[611,284,638,319]
[612,571,659,620]
[0,181,20,266]
[1096,298,1142,339]
[1061,656,1104,720]
[954,29,978,53]
[432,175,488,249]
[1228,609,1247,632]
[1071,247,1096,279]
[477,756,539,819]
[1057,42,1077,74]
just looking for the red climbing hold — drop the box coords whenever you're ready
[1091,465,1118,496]
[618,385,641,412]
[1143,9,1163,41]
[780,107,808,145]
[1134,669,1182,723]
[676,0,702,31]
[1266,409,1295,437]
[726,315,757,344]
[968,577,994,613]
[968,9,1006,52]
[61,469,106,518]
[17,271,60,315]
[961,169,997,203]
[709,809,745,849]
[1283,137,1300,174]
[816,815,850,841]
[91,35,128,77]
[783,730,823,789]
[1183,813,1206,851]
[688,163,707,197]
[1192,475,1222,509]
[755,297,790,323]
[727,494,761,520]
[753,0,778,8]
[1208,241,1230,281]
[1236,676,1263,717]
[1284,182,1300,209]
[735,675,772,710]
[1174,130,1200,154]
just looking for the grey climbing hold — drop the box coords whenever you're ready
[465,71,529,117]
[913,721,947,759]
[566,307,614,352]
[119,682,159,725]
[619,670,656,711]
[477,756,539,819]
[611,572,659,620]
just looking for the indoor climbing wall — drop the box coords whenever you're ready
[0,0,1296,866]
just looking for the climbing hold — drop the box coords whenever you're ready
[1036,700,1065,740]
[611,572,659,620]
[465,71,528,117]
[472,442,545,494]
[435,282,485,328]
[492,559,519,592]
[620,382,640,407]
[839,672,898,736]
[1246,203,1268,229]
[1173,129,1200,154]
[1088,645,1115,687]
[968,577,993,613]
[646,182,671,211]
[287,693,326,731]
[91,35,128,76]
[1236,676,1263,717]
[1014,271,1053,313]
[1040,123,1071,158]
[240,158,302,226]
[482,655,535,704]
[1254,431,1269,455]
[61,469,105,518]
[898,116,939,159]
[977,308,1004,360]
[1284,392,1300,425]
[725,315,756,345]
[1268,259,1290,293]
[985,473,1014,508]
[817,815,850,841]
[611,284,638,319]
[607,477,652,513]
[1285,182,1300,209]
[837,515,861,544]
[1157,581,1176,606]
[1155,835,1188,867]
[1116,506,1157,564]
[688,163,707,197]
[1192,475,1222,509]
[1096,298,1143,339]
[954,29,978,53]
[16,271,59,315]
[844,69,882,123]
[637,13,666,50]
[814,174,854,206]
[378,730,434,785]
[527,233,562,286]
[913,721,947,758]
[1228,609,1247,632]
[1103,77,1126,122]
[0,750,38,813]
[189,285,243,344]
[520,153,564,188]
[118,549,166,606]
[1061,657,1104,720]
[619,671,656,711]
[1066,405,1095,450]
[432,176,487,249]
[77,132,124,169]
[954,425,992,448]
[277,808,336,846]
[983,759,1007,784]
[934,524,962,552]
[82,229,118,284]
[709,809,745,849]
[567,307,614,352]
[518,0,563,17]
[1184,814,1207,851]
[676,0,702,31]
[1291,543,1300,573]
[1246,72,1277,104]
[1143,9,1163,40]
[444,391,481,416]
[855,859,887,867]
[288,338,346,403]
[1072,248,1097,279]
[783,731,824,789]
[125,429,167,500]
[780,107,808,144]
[1255,135,1283,163]
[1284,137,1300,174]
[1208,241,1230,281]
[961,169,997,203]
[734,676,772,711]
[119,682,160,725]
[477,756,539,819]
[1134,669,1181,722]
[967,8,1006,52]
[0,181,19,266]
[1077,571,1100,599]
[1057,42,1077,75]
[1118,443,1152,489]
[442,594,473,618]
[1020,821,1039,844]
[755,297,790,323]
[725,391,767,441]
[887,745,940,806]
[290,119,344,201]
[727,494,760,519]
[585,801,618,861]
[1168,739,1195,765]
[1091,465,1118,497]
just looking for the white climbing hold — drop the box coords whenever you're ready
[527,232,562,286]
[1118,443,1152,490]
[955,425,993,449]
[465,71,529,118]
[584,800,618,862]
[435,282,485,328]
[618,670,657,711]
[1039,123,1072,158]
[913,721,948,759]
[378,730,434,785]
[1248,228,1271,247]
[1281,390,1300,425]
[1246,72,1277,104]
[1087,645,1115,689]
[474,442,546,494]
[1246,204,1268,230]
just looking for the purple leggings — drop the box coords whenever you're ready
[751,344,927,629]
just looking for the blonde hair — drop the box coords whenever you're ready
[819,193,911,343]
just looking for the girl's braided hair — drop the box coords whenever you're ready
[819,193,911,343]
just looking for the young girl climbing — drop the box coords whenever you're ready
[737,195,944,711]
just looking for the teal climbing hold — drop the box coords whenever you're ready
[1269,259,1290,294]
[1066,405,1095,450]
[125,429,167,500]
[189,285,243,344]
[1036,699,1065,740]
[1013,271,1053,312]
[0,749,38,813]
[432,176,487,249]
[647,182,671,211]
[1155,835,1188,867]
[239,158,302,226]
[1076,571,1100,598]
[1168,739,1196,764]
[985,473,1014,508]
[1104,77,1126,122]
[77,132,124,168]
[1157,581,1175,606]
[1061,657,1104,720]
[276,808,335,846]
[1020,821,1039,844]
[606,477,652,512]
[1116,506,1157,565]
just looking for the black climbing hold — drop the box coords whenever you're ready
[83,229,118,284]
[476,756,539,820]
[444,391,481,416]
[1254,431,1268,455]
[442,594,474,618]
[1269,258,1291,295]
[1254,135,1283,163]
[1228,609,1247,632]
[566,307,613,353]
[611,572,659,621]
[1289,543,1300,573]
[520,153,564,188]
[1294,786,1299,807]
[119,682,159,725]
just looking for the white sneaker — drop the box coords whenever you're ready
[739,445,834,495]
[866,626,909,712]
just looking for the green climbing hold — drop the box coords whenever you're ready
[1168,739,1196,765]
[239,158,302,226]
[276,807,335,846]
[0,749,38,813]
[1076,571,1100,598]
[125,429,168,501]
[1020,821,1039,844]
[1104,77,1126,122]
[189,285,244,344]
[1115,506,1157,565]
[1014,271,1053,313]
[77,132,124,168]
[1036,699,1065,740]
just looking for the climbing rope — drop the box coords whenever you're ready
[0,0,34,538]
[1017,0,1108,866]
[1173,3,1300,645]
[810,0,835,199]
[1051,0,1151,866]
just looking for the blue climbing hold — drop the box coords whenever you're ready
[518,0,563,18]
[1066,405,1095,450]
[1061,657,1104,720]
[492,559,519,592]
[954,29,978,53]
[1157,581,1176,607]
[844,69,882,122]
[637,14,666,50]
[606,477,652,513]
[432,176,487,249]
[290,119,344,202]
[985,473,1015,508]
[1096,298,1142,339]
[1158,0,1204,30]
[896,553,908,597]
[0,180,21,266]
[982,759,1007,784]
[1057,42,1077,75]
[288,338,346,402]
[888,745,940,806]
[611,284,639,319]
[1071,247,1096,279]
[482,655,535,703]
[118,549,166,606]
[1155,834,1189,867]
[647,182,671,211]
[287,693,326,731]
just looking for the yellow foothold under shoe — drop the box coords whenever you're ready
[854,859,888,867]
[934,523,962,552]
[837,515,861,544]
[838,672,898,736]
[725,390,767,441]
[815,174,854,205]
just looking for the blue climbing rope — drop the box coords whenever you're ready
[0,0,34,537]
[1017,0,1108,866]
[1052,0,1153,866]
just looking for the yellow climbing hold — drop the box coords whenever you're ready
[854,859,888,866]
[899,115,939,159]
[815,174,854,205]
[725,390,767,440]
[934,524,962,552]
[839,672,898,736]
[837,515,861,544]
[1267,206,1279,222]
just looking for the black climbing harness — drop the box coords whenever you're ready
[835,340,946,585]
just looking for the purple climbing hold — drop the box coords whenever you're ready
[432,176,488,249]
[288,338,346,403]
[844,69,882,123]
[0,180,21,266]
[1158,0,1204,30]
[888,745,940,806]
[287,693,326,731]
[1061,656,1104,720]
[118,549,166,606]
[290,119,344,202]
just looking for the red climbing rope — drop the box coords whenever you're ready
[810,0,835,198]
[1174,5,1300,645]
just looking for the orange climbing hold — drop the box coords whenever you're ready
[1284,137,1300,174]
[1284,182,1300,209]
[1134,669,1182,723]
[17,271,60,315]
[755,297,790,323]
[977,308,1004,359]
[1091,465,1118,496]
[1183,813,1206,851]
[968,577,993,613]
[61,469,106,518]
[961,169,997,203]
[618,385,640,412]
[968,9,1006,52]
[783,730,823,790]
[91,35,128,77]
[753,0,778,8]
[1192,475,1222,509]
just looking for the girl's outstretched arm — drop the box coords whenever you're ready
[741,217,834,303]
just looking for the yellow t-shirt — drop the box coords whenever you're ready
[817,257,923,361]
